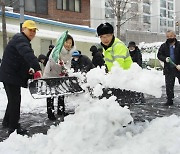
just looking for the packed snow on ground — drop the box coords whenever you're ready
[0,63,180,154]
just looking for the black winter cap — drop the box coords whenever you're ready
[97,22,114,36]
[38,54,47,62]
[90,44,103,53]
[128,41,136,47]
[49,44,55,49]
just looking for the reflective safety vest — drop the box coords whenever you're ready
[103,38,132,71]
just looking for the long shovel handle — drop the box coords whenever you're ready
[169,58,177,67]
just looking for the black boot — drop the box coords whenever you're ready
[16,125,29,136]
[164,99,173,106]
[57,96,65,116]
[47,97,56,120]
[8,124,28,136]
[57,96,65,122]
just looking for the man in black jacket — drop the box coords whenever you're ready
[157,30,180,106]
[0,20,42,135]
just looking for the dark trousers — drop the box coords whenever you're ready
[47,96,65,115]
[3,83,21,129]
[165,71,180,100]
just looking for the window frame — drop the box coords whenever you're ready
[57,0,81,12]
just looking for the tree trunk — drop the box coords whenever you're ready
[1,0,7,51]
[117,18,121,39]
[116,2,121,39]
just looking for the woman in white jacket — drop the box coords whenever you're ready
[43,34,76,120]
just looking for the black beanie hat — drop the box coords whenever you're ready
[97,22,114,36]
[49,44,55,49]
[128,41,136,48]
[38,54,47,62]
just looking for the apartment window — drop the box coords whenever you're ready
[131,3,138,12]
[168,11,173,19]
[143,5,150,14]
[160,0,166,8]
[160,9,166,17]
[168,2,173,10]
[143,15,150,24]
[57,0,81,12]
[143,0,150,4]
[168,20,174,27]
[36,0,48,14]
[160,18,167,26]
[25,0,35,12]
[24,0,48,14]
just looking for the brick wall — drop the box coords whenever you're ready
[21,0,90,26]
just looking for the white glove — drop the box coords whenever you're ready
[176,65,180,71]
[29,68,35,75]
[166,57,170,63]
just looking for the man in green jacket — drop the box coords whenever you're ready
[97,22,132,72]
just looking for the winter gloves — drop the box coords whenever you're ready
[34,71,42,79]
[28,68,42,79]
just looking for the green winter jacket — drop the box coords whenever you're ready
[103,38,132,71]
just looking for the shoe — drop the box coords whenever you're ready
[164,99,173,106]
[16,127,29,136]
[8,128,15,135]
[57,110,64,116]
[48,114,56,121]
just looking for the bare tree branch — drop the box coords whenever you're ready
[107,0,141,38]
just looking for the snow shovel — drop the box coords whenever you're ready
[28,76,84,99]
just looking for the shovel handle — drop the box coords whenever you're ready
[169,58,177,67]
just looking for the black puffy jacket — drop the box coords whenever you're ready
[92,51,105,67]
[129,47,142,67]
[71,55,94,73]
[0,32,41,88]
[157,39,180,75]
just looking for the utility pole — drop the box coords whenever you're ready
[19,0,24,31]
[0,0,7,51]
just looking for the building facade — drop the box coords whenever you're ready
[0,12,99,58]
[5,0,90,26]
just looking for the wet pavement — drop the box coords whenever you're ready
[0,86,180,142]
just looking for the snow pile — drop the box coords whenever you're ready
[86,64,164,98]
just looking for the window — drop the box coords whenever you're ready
[75,0,80,12]
[143,0,150,4]
[25,0,35,12]
[143,15,150,24]
[160,0,166,8]
[131,3,138,12]
[160,9,166,17]
[168,2,173,10]
[36,0,48,14]
[160,18,166,26]
[57,0,81,12]
[168,20,174,27]
[5,0,48,13]
[24,0,48,14]
[168,11,173,19]
[143,5,150,14]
